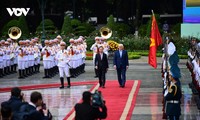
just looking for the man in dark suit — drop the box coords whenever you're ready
[113,44,129,88]
[7,87,25,112]
[75,91,107,120]
[95,46,109,88]
[24,91,50,120]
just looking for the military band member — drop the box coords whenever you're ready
[7,38,17,73]
[4,41,11,75]
[17,41,26,79]
[56,42,71,89]
[33,39,41,73]
[0,42,4,78]
[79,36,87,73]
[41,40,51,78]
[100,37,109,56]
[1,40,6,76]
[67,38,77,78]
[56,35,63,44]
[90,37,102,78]
[48,40,57,77]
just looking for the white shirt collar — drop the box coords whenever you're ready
[29,102,36,108]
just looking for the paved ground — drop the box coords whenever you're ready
[0,56,199,120]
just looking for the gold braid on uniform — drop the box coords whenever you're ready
[168,84,177,96]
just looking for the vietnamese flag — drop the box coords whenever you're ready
[148,14,162,68]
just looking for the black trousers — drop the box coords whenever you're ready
[98,67,106,86]
[116,66,126,86]
[168,115,179,120]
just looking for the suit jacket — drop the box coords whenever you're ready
[75,102,107,120]
[113,50,129,68]
[8,96,24,112]
[95,53,109,70]
[23,104,48,120]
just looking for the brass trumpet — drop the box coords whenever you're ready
[100,26,112,39]
[8,27,22,40]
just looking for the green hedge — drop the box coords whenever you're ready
[85,56,93,60]
[128,54,141,59]
[178,55,188,59]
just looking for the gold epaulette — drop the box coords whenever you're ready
[168,84,177,96]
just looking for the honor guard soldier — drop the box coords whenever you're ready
[90,37,102,78]
[162,37,181,119]
[165,74,182,120]
[56,42,71,89]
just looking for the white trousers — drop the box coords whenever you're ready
[0,62,3,68]
[18,61,25,70]
[58,66,70,77]
[43,61,51,69]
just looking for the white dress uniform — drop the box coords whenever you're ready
[90,43,102,64]
[102,41,109,56]
[56,47,71,89]
[0,48,3,69]
[42,46,51,69]
[90,42,102,77]
[23,46,29,71]
[56,49,70,77]
[192,59,200,86]
[42,46,52,78]
[0,48,4,77]
[17,46,26,78]
[17,47,25,70]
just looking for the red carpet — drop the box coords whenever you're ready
[65,80,141,120]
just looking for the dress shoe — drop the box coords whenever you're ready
[94,75,98,78]
[59,86,64,89]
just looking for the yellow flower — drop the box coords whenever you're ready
[107,40,119,51]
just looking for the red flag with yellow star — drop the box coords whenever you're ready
[148,14,162,68]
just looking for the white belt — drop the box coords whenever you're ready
[167,100,179,104]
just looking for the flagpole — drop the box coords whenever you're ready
[151,10,154,15]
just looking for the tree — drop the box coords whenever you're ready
[61,16,72,35]
[36,19,56,39]
[106,15,116,30]
[18,16,29,37]
[1,19,19,37]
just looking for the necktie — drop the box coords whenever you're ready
[120,50,122,58]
